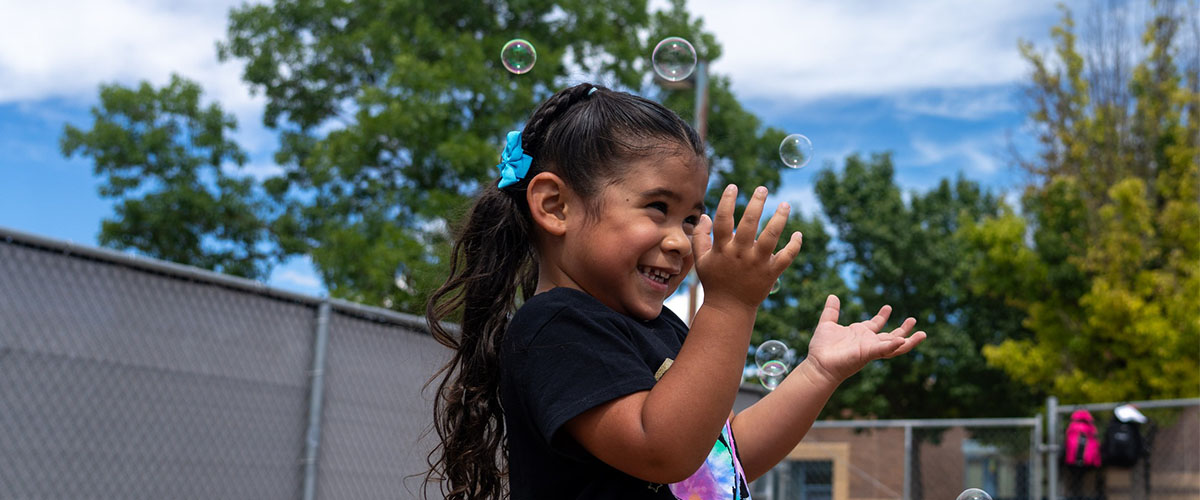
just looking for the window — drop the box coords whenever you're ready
[784,460,833,500]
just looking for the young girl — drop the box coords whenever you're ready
[425,83,925,500]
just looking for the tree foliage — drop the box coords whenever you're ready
[61,74,273,279]
[969,2,1200,403]
[808,154,1039,418]
[215,0,787,311]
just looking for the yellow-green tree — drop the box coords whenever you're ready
[965,2,1199,403]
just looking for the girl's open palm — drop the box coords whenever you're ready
[805,295,927,384]
[692,185,803,309]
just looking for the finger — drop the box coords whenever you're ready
[756,201,791,253]
[734,186,768,246]
[866,335,908,359]
[692,214,713,258]
[882,331,927,358]
[889,317,917,338]
[712,184,737,248]
[817,294,841,325]
[769,231,803,274]
[865,305,893,332]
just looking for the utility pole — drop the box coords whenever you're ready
[687,60,708,325]
[655,59,709,324]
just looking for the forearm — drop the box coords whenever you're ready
[730,359,842,481]
[640,298,756,475]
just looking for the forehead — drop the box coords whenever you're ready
[612,152,709,199]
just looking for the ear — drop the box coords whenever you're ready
[526,171,571,236]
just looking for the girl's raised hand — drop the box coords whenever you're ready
[804,295,927,385]
[692,184,803,311]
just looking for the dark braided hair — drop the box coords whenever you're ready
[424,83,705,500]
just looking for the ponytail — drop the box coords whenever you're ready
[424,184,535,500]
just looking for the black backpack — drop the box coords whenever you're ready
[1101,416,1145,467]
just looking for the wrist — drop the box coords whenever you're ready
[795,358,843,389]
[698,291,760,317]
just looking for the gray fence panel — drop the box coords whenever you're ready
[315,311,447,499]
[1,240,313,498]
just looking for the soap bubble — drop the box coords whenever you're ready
[759,361,787,390]
[769,278,782,295]
[755,340,788,367]
[779,133,814,169]
[956,488,993,500]
[501,39,537,74]
[755,340,789,368]
[652,37,697,82]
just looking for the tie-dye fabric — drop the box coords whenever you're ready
[668,420,751,500]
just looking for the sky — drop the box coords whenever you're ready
[0,0,1090,301]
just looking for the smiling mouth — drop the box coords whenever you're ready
[638,266,673,285]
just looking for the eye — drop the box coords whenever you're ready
[647,201,669,213]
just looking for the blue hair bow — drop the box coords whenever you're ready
[496,130,533,188]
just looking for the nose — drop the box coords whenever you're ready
[662,225,692,257]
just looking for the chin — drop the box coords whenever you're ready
[632,302,664,321]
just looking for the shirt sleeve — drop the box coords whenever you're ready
[507,304,658,455]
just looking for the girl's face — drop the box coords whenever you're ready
[559,152,709,321]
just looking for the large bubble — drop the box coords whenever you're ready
[652,37,697,82]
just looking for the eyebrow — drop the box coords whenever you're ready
[639,187,707,213]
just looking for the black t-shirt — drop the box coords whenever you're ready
[500,287,751,500]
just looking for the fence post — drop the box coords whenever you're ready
[903,423,913,500]
[1047,396,1059,500]
[1032,412,1043,500]
[301,301,332,500]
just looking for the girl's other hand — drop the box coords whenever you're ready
[803,295,927,385]
[691,184,802,311]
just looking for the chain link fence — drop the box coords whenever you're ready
[755,401,1198,500]
[1048,398,1200,500]
[752,418,1041,500]
[0,228,445,499]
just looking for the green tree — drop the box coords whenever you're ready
[61,74,274,280]
[217,0,789,312]
[970,2,1200,403]
[813,153,1038,419]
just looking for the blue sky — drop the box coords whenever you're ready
[0,0,1088,299]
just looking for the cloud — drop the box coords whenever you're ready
[910,136,1003,175]
[894,87,1020,121]
[272,268,322,291]
[673,0,1085,103]
[0,0,263,118]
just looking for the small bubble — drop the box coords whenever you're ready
[956,488,993,500]
[779,133,814,169]
[759,361,788,390]
[769,278,782,295]
[652,37,697,82]
[501,39,537,74]
[755,340,789,370]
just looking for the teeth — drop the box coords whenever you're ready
[640,266,671,284]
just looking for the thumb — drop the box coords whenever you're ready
[817,294,841,325]
[692,214,713,258]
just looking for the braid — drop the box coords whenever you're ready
[520,83,597,157]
